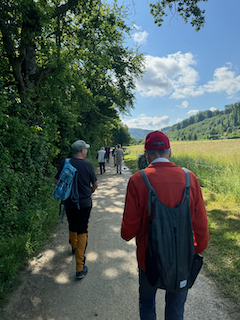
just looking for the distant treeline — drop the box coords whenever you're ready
[164,102,240,141]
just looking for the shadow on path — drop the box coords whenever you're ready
[1,156,238,319]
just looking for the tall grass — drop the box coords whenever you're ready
[124,140,240,310]
[125,140,240,205]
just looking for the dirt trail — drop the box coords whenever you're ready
[1,156,238,320]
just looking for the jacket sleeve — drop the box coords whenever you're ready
[121,176,142,241]
[190,174,209,254]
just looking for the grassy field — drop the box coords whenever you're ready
[124,139,240,310]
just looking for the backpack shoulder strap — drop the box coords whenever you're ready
[140,169,155,217]
[180,167,191,205]
[67,160,80,209]
[71,170,80,209]
[140,169,153,191]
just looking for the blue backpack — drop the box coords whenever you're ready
[53,159,77,201]
[53,159,80,222]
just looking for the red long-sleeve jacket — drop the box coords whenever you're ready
[121,161,209,271]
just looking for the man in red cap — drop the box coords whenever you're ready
[121,131,208,320]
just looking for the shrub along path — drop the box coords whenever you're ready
[1,156,238,320]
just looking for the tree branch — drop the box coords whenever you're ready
[52,0,81,18]
[0,19,26,93]
[37,66,54,87]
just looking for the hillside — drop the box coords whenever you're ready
[164,102,240,141]
[128,102,240,142]
[129,126,171,140]
[129,128,152,140]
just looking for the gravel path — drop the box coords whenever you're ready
[1,156,238,320]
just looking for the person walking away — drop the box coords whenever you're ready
[121,131,209,320]
[97,147,106,174]
[105,146,110,163]
[112,145,117,166]
[55,140,98,280]
[115,144,124,174]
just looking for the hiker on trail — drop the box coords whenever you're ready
[137,153,149,170]
[115,144,124,174]
[97,147,106,174]
[105,146,110,163]
[121,131,209,320]
[112,145,117,166]
[55,140,98,280]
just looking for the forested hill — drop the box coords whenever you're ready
[129,128,152,140]
[164,102,240,140]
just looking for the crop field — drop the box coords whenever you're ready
[125,139,240,203]
[124,139,240,309]
[125,138,240,165]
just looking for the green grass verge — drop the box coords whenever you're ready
[124,147,240,311]
[0,156,99,309]
[0,181,59,308]
[203,194,240,307]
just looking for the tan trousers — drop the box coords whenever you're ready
[66,206,91,272]
[69,231,88,272]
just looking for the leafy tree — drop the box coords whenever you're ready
[210,128,216,135]
[206,110,213,118]
[224,104,234,114]
[196,113,205,122]
[111,122,131,146]
[150,0,208,31]
[0,0,144,276]
[186,116,194,125]
[0,0,144,158]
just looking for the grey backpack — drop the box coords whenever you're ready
[140,167,197,292]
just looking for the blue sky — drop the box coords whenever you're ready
[114,0,240,130]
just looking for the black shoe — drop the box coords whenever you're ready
[117,170,118,173]
[120,172,121,174]
[76,266,88,280]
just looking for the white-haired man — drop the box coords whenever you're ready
[97,147,106,174]
[121,131,208,320]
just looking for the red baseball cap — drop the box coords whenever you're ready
[144,131,170,150]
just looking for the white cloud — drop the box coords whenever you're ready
[136,53,240,99]
[187,109,199,116]
[132,30,148,44]
[177,100,189,108]
[202,67,240,97]
[122,114,170,130]
[136,52,200,98]
[210,107,217,112]
[176,118,183,123]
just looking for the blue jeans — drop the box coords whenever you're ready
[139,269,188,320]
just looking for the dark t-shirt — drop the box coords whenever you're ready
[55,158,97,208]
